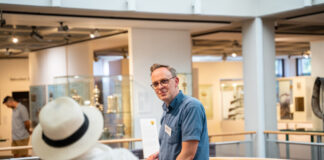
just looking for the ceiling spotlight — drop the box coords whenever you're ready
[89,29,100,38]
[12,36,18,43]
[58,22,69,31]
[30,26,44,41]
[89,33,95,38]
[231,52,237,57]
[303,54,309,59]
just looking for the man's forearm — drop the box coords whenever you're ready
[176,140,199,160]
[24,120,31,134]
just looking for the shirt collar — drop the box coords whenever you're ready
[162,90,185,112]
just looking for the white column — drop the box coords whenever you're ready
[310,40,324,130]
[128,28,192,145]
[242,18,278,157]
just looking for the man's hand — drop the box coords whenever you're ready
[176,140,199,160]
[146,151,159,160]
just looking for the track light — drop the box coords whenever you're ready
[89,29,100,38]
[30,26,44,41]
[231,52,237,57]
[12,36,18,43]
[89,33,95,38]
[302,50,311,59]
[58,22,69,31]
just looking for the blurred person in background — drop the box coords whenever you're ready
[3,96,31,158]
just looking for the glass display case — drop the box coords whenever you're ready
[220,79,244,120]
[178,73,192,96]
[29,85,46,128]
[29,75,132,142]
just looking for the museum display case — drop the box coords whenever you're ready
[30,75,132,141]
[177,73,192,96]
[220,79,244,120]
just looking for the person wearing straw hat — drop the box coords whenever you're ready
[32,96,138,160]
[32,97,104,160]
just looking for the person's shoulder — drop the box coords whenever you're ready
[182,96,204,111]
[183,96,202,106]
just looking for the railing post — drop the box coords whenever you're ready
[249,133,254,157]
[265,132,269,157]
[236,142,240,157]
[311,135,317,160]
[317,135,322,160]
[285,134,290,159]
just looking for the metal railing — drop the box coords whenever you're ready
[0,138,142,152]
[1,132,258,159]
[209,131,256,157]
[264,130,324,160]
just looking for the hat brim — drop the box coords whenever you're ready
[32,106,103,160]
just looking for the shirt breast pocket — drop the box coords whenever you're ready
[167,126,181,144]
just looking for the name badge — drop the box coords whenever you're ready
[165,124,172,136]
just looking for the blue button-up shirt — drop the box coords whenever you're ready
[158,91,209,160]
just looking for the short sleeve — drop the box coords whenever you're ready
[181,103,205,142]
[19,105,29,122]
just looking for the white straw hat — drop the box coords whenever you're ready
[32,97,103,160]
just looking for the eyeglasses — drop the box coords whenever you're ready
[151,77,175,89]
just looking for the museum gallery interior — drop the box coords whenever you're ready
[1,0,324,159]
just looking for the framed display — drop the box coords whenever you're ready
[277,79,293,119]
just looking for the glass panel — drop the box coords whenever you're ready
[44,75,132,143]
[297,58,311,76]
[276,59,284,77]
[29,85,46,128]
[220,79,244,120]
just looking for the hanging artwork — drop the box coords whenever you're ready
[277,79,293,120]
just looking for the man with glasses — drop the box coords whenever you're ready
[147,64,209,160]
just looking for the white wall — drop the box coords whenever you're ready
[128,28,192,147]
[192,61,243,136]
[29,41,95,85]
[0,59,30,156]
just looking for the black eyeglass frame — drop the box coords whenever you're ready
[150,77,176,89]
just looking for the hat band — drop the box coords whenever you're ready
[42,113,89,148]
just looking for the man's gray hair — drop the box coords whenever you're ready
[150,63,177,77]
